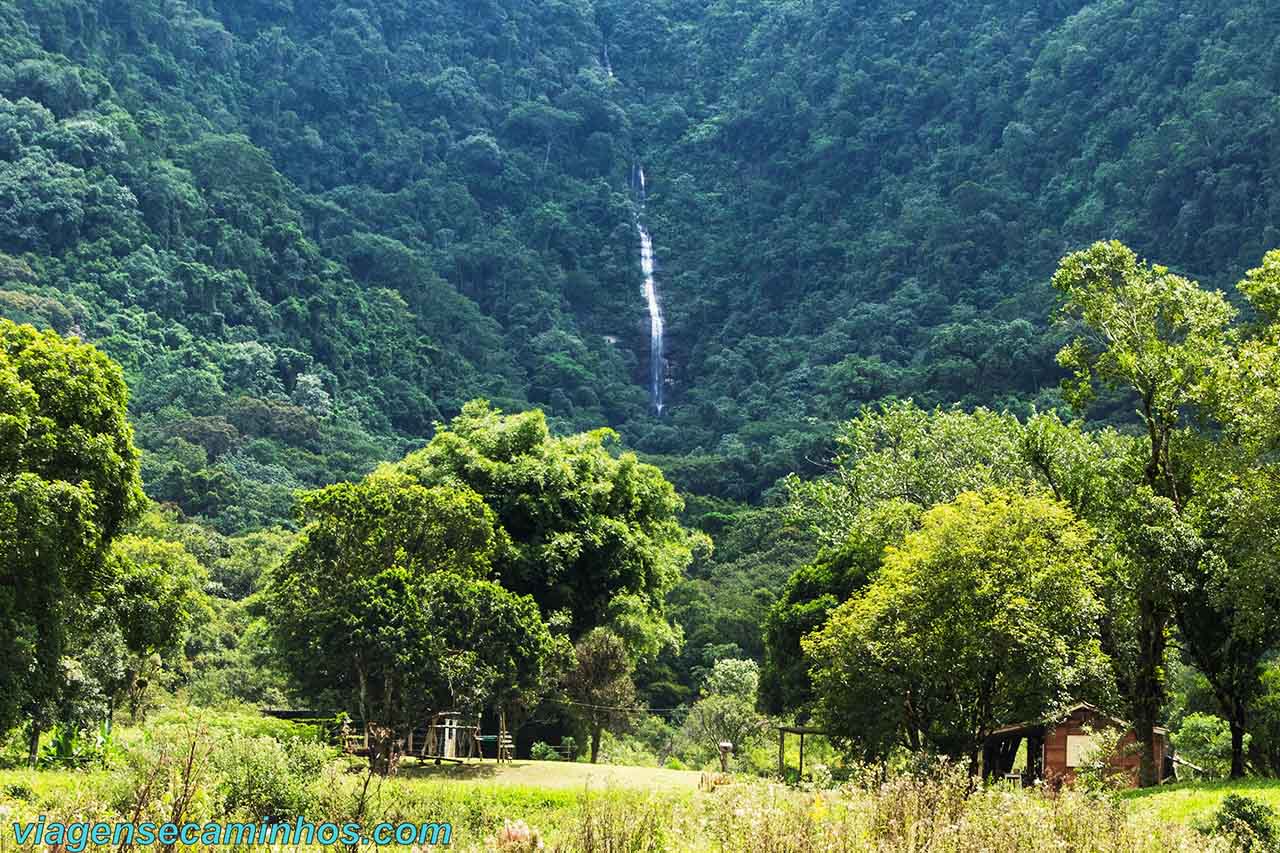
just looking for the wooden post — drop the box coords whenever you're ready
[778,728,785,777]
[408,729,415,756]
[799,733,805,779]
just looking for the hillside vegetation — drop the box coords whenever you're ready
[8,6,1280,847]
[5,1,1280,523]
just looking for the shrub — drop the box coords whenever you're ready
[2,782,34,801]
[531,741,561,762]
[210,734,332,820]
[598,732,660,767]
[1174,714,1242,779]
[1207,794,1278,852]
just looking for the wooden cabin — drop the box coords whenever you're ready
[982,703,1173,787]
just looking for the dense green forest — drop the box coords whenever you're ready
[7,0,1280,793]
[7,0,1280,524]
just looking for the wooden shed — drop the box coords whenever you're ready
[982,703,1173,787]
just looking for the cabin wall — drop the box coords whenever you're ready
[1042,708,1164,787]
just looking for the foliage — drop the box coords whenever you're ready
[562,629,639,764]
[0,0,1279,522]
[806,488,1108,766]
[1253,664,1280,778]
[101,536,206,720]
[0,320,144,752]
[1177,714,1248,780]
[783,400,1036,549]
[683,660,769,772]
[395,400,699,644]
[268,469,557,773]
[1206,794,1278,853]
[209,733,332,821]
[5,0,1280,797]
[1054,241,1280,781]
[762,498,919,716]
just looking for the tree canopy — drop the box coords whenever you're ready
[806,488,1108,769]
[268,469,559,772]
[0,320,145,756]
[394,400,699,644]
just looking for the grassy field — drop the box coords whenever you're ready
[398,758,705,790]
[0,763,1236,852]
[0,713,1263,852]
[1125,777,1280,827]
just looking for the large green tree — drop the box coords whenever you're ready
[394,401,699,644]
[1051,240,1276,783]
[1167,252,1280,778]
[106,535,207,721]
[268,472,558,774]
[0,320,144,764]
[805,488,1108,772]
[768,401,1042,714]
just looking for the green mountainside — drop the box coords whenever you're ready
[2,0,1279,529]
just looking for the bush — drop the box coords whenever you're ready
[1207,794,1278,852]
[210,734,334,820]
[531,741,561,762]
[2,782,33,801]
[598,732,660,767]
[1174,713,1241,779]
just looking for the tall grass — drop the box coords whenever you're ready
[690,770,1220,853]
[0,719,1232,852]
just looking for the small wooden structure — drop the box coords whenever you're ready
[776,725,828,778]
[331,714,483,763]
[982,703,1173,788]
[417,712,480,762]
[496,709,515,763]
[266,708,504,764]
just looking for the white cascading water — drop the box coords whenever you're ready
[635,167,665,414]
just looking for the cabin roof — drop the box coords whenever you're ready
[987,702,1168,739]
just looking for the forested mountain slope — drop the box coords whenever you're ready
[613,0,1280,480]
[2,0,1279,527]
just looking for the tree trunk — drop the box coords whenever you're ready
[1133,591,1167,787]
[590,727,602,764]
[1230,704,1247,780]
[367,724,403,777]
[26,721,40,769]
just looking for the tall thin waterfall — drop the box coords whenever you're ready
[635,166,665,414]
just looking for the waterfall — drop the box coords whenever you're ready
[635,166,665,414]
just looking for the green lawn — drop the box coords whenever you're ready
[397,758,705,791]
[1125,778,1280,826]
